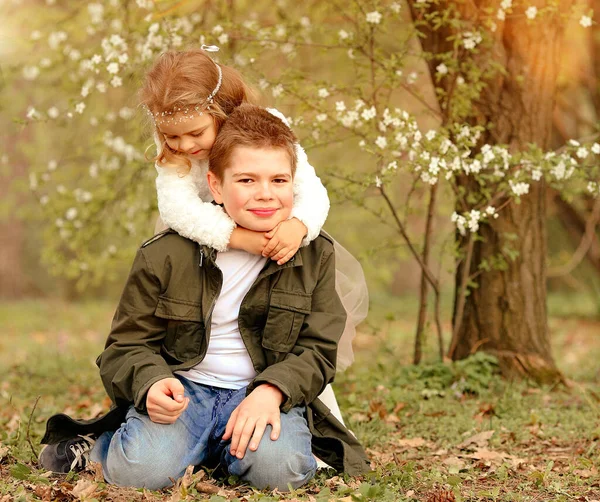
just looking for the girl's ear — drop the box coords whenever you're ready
[207,170,224,204]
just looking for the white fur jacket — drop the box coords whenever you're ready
[155,108,330,251]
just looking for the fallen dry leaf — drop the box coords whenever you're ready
[70,479,98,500]
[466,448,506,462]
[457,430,495,450]
[443,456,466,470]
[395,437,429,448]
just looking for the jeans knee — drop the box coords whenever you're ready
[102,429,182,490]
[234,444,317,491]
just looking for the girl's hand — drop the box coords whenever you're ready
[229,227,269,255]
[146,378,189,424]
[222,384,284,459]
[262,218,308,265]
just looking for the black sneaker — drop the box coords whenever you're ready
[39,435,96,473]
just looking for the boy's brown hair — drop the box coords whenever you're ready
[209,104,298,179]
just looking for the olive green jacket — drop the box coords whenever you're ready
[42,229,370,475]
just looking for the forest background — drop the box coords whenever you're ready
[1,0,600,501]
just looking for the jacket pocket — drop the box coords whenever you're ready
[262,289,311,352]
[155,296,205,363]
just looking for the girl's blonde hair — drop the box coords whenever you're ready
[140,48,257,171]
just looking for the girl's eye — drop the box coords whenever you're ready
[192,131,204,137]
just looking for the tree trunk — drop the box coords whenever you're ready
[411,0,573,382]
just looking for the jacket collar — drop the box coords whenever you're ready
[198,244,303,276]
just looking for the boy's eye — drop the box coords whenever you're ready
[273,178,289,183]
[238,178,253,183]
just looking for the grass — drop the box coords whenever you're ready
[0,295,599,501]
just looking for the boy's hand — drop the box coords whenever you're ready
[222,384,284,459]
[229,227,269,255]
[146,378,189,424]
[262,218,307,265]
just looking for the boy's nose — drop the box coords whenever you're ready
[256,183,274,200]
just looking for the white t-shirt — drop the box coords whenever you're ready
[176,249,267,389]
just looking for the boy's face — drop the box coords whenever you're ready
[207,146,294,232]
[158,113,217,161]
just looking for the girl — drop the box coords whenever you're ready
[142,47,368,425]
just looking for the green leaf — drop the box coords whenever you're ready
[10,463,31,480]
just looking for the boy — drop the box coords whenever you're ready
[39,104,370,490]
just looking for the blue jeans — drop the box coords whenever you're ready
[90,378,317,491]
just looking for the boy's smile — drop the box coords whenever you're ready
[207,146,294,232]
[158,113,217,161]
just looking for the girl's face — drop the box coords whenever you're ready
[157,112,218,161]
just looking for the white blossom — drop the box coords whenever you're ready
[407,72,418,84]
[375,176,382,188]
[525,6,537,19]
[576,147,589,159]
[451,212,467,236]
[31,30,42,40]
[338,29,349,40]
[468,210,481,233]
[592,143,600,154]
[118,53,129,64]
[26,107,39,119]
[316,113,327,122]
[385,161,398,172]
[65,208,78,220]
[318,88,330,98]
[390,2,401,13]
[75,102,86,114]
[587,181,598,194]
[509,180,530,196]
[361,106,376,121]
[500,0,512,9]
[47,107,59,119]
[48,160,57,171]
[300,16,311,27]
[40,195,49,205]
[568,139,580,146]
[335,101,346,112]
[40,58,52,68]
[425,130,436,141]
[111,76,123,87]
[212,25,223,35]
[580,15,593,28]
[375,136,388,149]
[22,66,40,81]
[96,82,107,93]
[436,63,448,75]
[89,163,99,178]
[462,31,482,50]
[272,84,284,98]
[107,62,119,74]
[218,33,229,45]
[88,3,104,24]
[366,11,382,24]
[497,9,506,20]
[48,31,67,50]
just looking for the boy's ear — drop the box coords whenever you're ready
[207,170,224,204]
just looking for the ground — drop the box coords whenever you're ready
[0,296,599,502]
